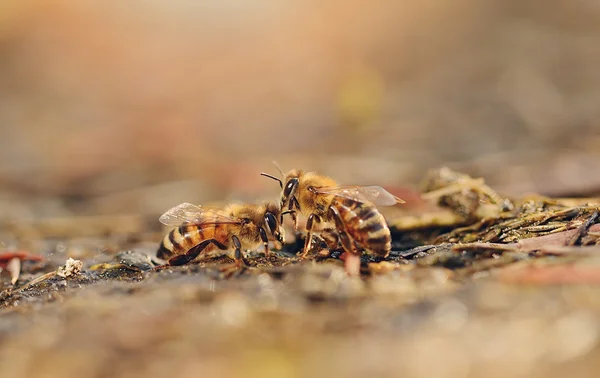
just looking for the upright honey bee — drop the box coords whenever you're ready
[157,202,285,267]
[261,169,404,275]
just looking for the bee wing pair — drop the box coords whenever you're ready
[159,202,242,227]
[314,186,405,206]
[159,186,403,227]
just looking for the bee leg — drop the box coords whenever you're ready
[258,227,271,257]
[321,229,340,249]
[286,197,299,231]
[289,207,297,231]
[319,229,340,257]
[232,235,249,268]
[299,213,321,259]
[216,236,248,278]
[328,206,360,276]
[167,239,226,266]
[337,232,361,276]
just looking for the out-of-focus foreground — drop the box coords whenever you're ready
[1,1,600,378]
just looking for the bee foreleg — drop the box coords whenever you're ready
[299,213,322,258]
[168,238,227,266]
[258,227,271,256]
[289,197,300,231]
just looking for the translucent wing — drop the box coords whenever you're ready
[314,186,406,206]
[159,202,241,227]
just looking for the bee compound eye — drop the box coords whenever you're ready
[283,178,298,198]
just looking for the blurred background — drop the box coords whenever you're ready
[1,0,600,220]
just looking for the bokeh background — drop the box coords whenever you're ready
[1,0,600,220]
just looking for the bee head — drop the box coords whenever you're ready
[261,169,300,215]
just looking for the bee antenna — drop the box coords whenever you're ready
[272,161,284,177]
[281,210,296,216]
[260,172,283,188]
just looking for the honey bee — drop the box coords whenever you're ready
[261,169,404,275]
[156,202,285,267]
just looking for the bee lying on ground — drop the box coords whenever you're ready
[157,202,286,268]
[261,169,404,275]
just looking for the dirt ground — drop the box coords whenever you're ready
[2,1,600,378]
[1,172,600,378]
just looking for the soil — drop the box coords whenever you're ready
[1,170,599,378]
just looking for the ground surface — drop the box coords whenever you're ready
[1,171,600,378]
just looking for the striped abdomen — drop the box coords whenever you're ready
[157,224,226,260]
[331,197,391,257]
